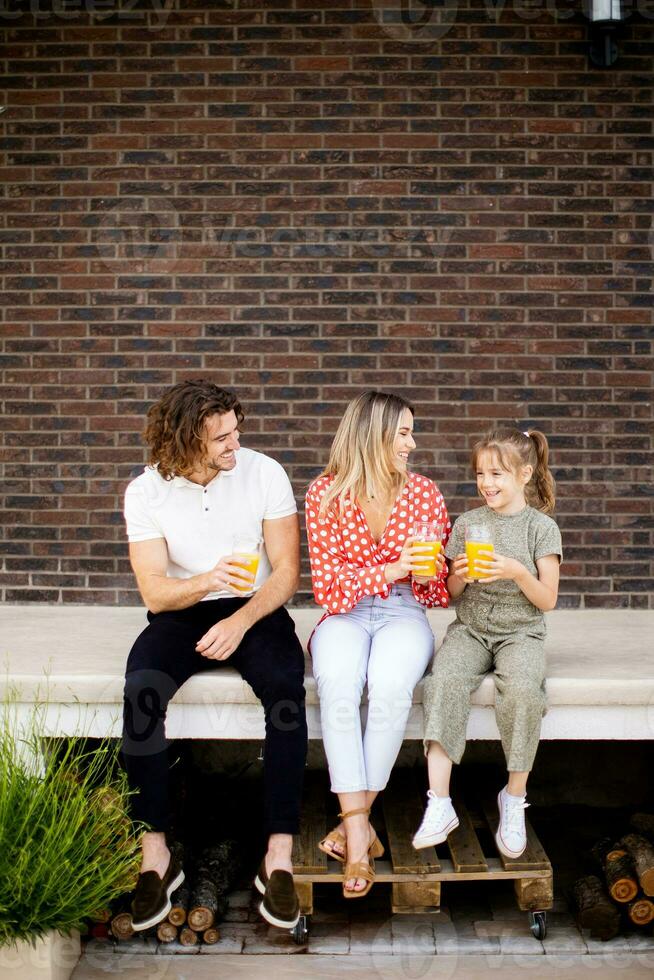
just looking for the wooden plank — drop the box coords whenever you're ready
[383,769,440,874]
[514,875,554,911]
[481,793,551,873]
[294,857,551,883]
[447,788,488,874]
[292,770,330,874]
[295,880,314,915]
[392,881,441,914]
[517,821,552,872]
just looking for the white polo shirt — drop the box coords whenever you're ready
[123,446,297,600]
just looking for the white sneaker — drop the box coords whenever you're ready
[412,791,459,850]
[495,786,529,858]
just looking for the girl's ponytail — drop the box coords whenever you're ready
[526,430,556,514]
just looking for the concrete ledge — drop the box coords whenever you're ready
[1,606,653,740]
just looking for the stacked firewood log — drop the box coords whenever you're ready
[156,841,240,946]
[87,839,240,947]
[573,813,654,941]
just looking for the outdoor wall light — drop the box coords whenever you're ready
[587,0,625,68]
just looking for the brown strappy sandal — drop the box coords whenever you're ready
[342,859,375,899]
[317,826,347,863]
[339,806,378,899]
[318,807,385,864]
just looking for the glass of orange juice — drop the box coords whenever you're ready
[231,536,261,593]
[465,524,494,581]
[410,521,443,578]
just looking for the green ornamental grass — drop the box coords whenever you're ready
[0,706,141,947]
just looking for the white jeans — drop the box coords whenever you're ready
[311,583,435,793]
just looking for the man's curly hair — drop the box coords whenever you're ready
[144,380,244,480]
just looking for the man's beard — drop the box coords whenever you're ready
[207,454,234,472]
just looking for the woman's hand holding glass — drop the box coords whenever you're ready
[411,541,446,584]
[384,536,445,584]
[409,521,445,584]
[385,536,422,584]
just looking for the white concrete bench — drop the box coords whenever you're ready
[1,607,653,742]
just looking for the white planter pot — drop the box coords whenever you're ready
[0,930,81,980]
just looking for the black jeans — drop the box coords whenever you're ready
[122,598,307,837]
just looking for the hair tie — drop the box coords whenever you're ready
[523,430,530,437]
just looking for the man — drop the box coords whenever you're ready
[122,380,307,932]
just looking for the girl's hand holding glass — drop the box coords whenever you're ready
[449,552,472,584]
[473,551,524,584]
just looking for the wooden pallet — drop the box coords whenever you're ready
[292,769,553,918]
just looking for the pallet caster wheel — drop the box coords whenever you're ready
[529,910,547,940]
[291,915,309,945]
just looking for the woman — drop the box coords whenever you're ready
[305,391,450,898]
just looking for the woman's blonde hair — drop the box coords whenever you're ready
[318,391,414,518]
[471,426,556,514]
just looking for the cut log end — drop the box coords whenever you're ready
[590,838,620,870]
[188,907,214,932]
[156,921,178,943]
[605,852,639,904]
[203,927,220,945]
[179,927,199,947]
[168,881,190,926]
[610,879,639,903]
[628,898,654,927]
[110,911,134,941]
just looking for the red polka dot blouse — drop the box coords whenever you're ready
[305,472,451,620]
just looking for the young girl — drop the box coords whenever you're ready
[305,391,451,898]
[413,427,561,859]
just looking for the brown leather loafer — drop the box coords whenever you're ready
[254,858,300,929]
[131,854,184,932]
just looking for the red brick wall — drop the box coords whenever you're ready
[1,1,653,607]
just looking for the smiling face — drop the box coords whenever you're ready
[476,448,533,515]
[190,410,240,484]
[392,407,416,472]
